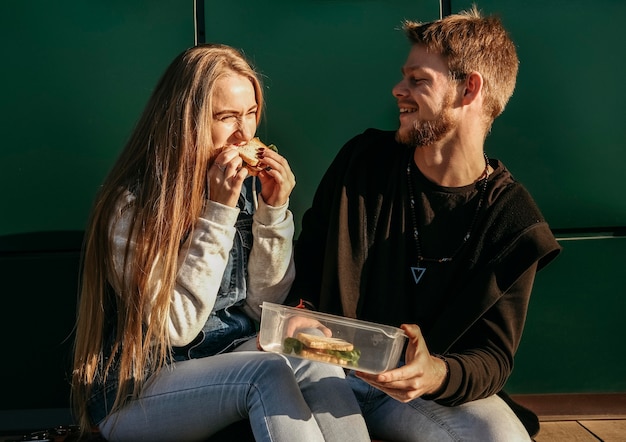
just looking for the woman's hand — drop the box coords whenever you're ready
[355,324,448,402]
[255,316,331,352]
[284,315,332,338]
[207,147,249,207]
[255,148,295,207]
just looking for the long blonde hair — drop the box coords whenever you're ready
[71,44,264,432]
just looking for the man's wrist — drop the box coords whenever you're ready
[427,354,450,397]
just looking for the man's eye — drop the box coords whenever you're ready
[410,77,425,85]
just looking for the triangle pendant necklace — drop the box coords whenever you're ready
[410,266,427,284]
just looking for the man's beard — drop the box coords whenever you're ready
[395,93,455,147]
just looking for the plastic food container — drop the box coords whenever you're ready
[259,302,407,374]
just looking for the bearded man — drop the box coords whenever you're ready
[287,6,561,442]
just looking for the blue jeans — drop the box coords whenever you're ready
[347,372,531,442]
[98,339,369,442]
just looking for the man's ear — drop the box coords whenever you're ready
[461,71,483,104]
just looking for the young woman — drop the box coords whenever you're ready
[71,44,369,442]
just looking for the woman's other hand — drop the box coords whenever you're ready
[284,316,332,339]
[255,148,295,207]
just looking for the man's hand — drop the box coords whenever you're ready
[355,323,448,402]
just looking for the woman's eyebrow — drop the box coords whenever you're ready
[214,104,258,117]
[213,110,235,116]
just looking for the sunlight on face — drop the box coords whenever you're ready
[392,45,458,147]
[211,73,258,150]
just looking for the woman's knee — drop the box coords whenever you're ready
[250,354,300,386]
[289,356,347,382]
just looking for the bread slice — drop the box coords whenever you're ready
[299,348,349,365]
[295,332,354,351]
[238,137,267,175]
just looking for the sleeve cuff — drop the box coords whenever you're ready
[202,200,240,225]
[254,196,289,226]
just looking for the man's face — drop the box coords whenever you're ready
[392,44,458,147]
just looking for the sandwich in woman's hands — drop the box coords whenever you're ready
[238,137,278,176]
[283,332,361,366]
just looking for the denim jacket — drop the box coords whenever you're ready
[172,178,258,359]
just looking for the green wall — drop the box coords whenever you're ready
[506,236,626,393]
[2,0,624,235]
[0,0,193,235]
[469,0,626,230]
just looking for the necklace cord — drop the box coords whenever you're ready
[407,153,489,264]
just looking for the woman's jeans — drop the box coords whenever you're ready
[98,338,369,442]
[347,371,531,442]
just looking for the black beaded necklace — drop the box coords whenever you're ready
[406,153,490,284]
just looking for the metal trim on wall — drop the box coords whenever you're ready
[440,0,451,18]
[194,0,205,45]
[552,226,626,241]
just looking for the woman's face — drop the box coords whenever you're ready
[211,73,258,150]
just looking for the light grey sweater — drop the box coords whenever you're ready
[109,190,295,347]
